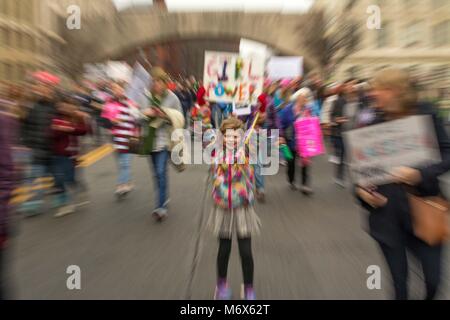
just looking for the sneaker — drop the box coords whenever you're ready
[334,179,346,188]
[152,208,168,222]
[241,285,256,300]
[54,204,76,218]
[123,184,135,194]
[214,283,232,300]
[74,191,91,207]
[115,186,127,199]
[256,189,266,203]
[289,183,298,191]
[52,193,68,209]
[328,156,340,164]
[21,200,45,217]
[300,186,314,196]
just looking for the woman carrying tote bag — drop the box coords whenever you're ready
[354,68,450,300]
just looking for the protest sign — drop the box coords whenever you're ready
[267,56,303,80]
[232,102,252,116]
[125,62,152,110]
[203,51,264,104]
[344,115,441,186]
[106,61,133,83]
[295,117,325,158]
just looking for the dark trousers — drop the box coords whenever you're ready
[287,151,309,186]
[0,248,3,300]
[52,156,76,194]
[378,235,442,300]
[217,238,254,286]
[334,136,345,181]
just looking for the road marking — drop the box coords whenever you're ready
[77,144,114,168]
[11,144,115,205]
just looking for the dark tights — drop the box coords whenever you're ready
[217,238,254,286]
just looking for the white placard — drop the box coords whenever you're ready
[106,61,133,83]
[125,62,152,110]
[344,115,441,186]
[203,51,264,104]
[267,56,303,80]
[232,102,252,116]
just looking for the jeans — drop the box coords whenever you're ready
[150,150,169,209]
[254,163,264,191]
[116,152,131,185]
[52,156,76,194]
[26,163,52,205]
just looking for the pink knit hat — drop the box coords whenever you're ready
[32,71,60,86]
[280,78,291,88]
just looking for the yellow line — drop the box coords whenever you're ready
[10,194,33,206]
[10,144,115,205]
[77,144,114,168]
[78,144,112,161]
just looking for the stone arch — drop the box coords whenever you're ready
[65,10,319,72]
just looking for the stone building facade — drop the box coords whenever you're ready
[313,0,450,100]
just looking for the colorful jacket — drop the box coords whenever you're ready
[212,149,255,209]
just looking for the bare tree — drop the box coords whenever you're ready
[299,8,360,77]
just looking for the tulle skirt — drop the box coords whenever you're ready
[207,205,261,239]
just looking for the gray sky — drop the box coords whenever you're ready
[113,0,314,12]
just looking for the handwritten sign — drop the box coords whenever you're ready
[295,117,325,158]
[203,51,264,104]
[344,115,441,186]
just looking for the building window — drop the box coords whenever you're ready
[17,32,24,50]
[15,0,21,20]
[5,64,13,81]
[433,21,450,47]
[404,0,418,9]
[9,30,16,48]
[376,21,390,48]
[433,0,447,9]
[0,63,4,80]
[0,1,6,16]
[404,21,423,47]
[4,0,12,16]
[0,28,6,46]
